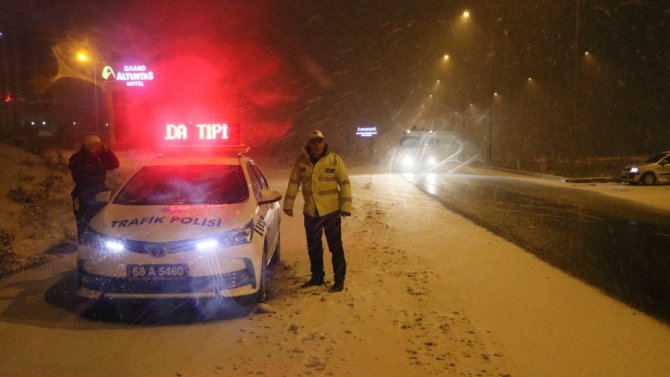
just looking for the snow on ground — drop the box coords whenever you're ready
[476,166,670,213]
[565,180,670,211]
[0,143,76,271]
[1,143,670,376]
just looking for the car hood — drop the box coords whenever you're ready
[625,162,655,169]
[89,201,253,242]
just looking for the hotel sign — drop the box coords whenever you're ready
[102,64,155,87]
[356,126,378,137]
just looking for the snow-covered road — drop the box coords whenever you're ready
[1,165,669,377]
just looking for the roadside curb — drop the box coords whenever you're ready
[487,166,618,184]
[563,177,619,184]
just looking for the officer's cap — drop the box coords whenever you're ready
[308,130,325,142]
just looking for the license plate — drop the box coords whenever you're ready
[127,264,189,279]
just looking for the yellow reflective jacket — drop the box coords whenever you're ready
[284,146,352,217]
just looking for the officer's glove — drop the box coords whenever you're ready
[283,209,294,217]
[341,211,351,217]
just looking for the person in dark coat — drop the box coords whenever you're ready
[68,134,120,243]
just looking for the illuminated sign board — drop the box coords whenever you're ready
[356,126,378,137]
[163,122,241,145]
[102,64,155,87]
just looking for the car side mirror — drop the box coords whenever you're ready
[94,190,112,203]
[258,189,283,205]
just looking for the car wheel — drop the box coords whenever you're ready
[641,173,656,186]
[269,233,281,266]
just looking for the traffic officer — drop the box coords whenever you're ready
[69,134,120,243]
[283,130,352,292]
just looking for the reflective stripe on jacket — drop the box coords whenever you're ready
[284,147,352,217]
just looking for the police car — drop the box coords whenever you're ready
[77,123,282,305]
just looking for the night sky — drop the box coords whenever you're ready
[1,0,669,162]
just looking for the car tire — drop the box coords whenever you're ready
[641,173,656,186]
[269,233,281,266]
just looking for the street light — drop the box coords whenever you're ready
[488,92,502,164]
[461,9,500,164]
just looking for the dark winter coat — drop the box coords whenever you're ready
[68,147,120,201]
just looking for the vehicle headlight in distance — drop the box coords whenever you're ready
[630,167,639,173]
[427,156,437,165]
[401,155,414,167]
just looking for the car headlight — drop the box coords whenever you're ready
[81,229,126,254]
[196,238,219,251]
[427,156,437,165]
[196,220,254,252]
[630,167,639,173]
[104,240,126,253]
[401,155,415,167]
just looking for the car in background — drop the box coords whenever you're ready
[77,147,282,306]
[620,151,670,185]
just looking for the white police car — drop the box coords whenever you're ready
[77,145,282,304]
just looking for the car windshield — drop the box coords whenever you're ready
[113,164,249,205]
[645,153,669,164]
[399,136,422,148]
[400,136,439,149]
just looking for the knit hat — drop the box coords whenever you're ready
[83,134,101,148]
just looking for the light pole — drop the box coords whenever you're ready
[461,10,500,164]
[570,0,581,172]
[76,52,100,135]
[488,92,494,163]
[487,28,494,164]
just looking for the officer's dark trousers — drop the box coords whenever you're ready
[304,211,346,283]
[73,196,105,243]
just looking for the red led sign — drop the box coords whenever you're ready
[163,122,241,144]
